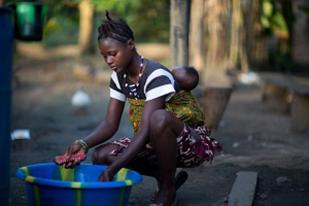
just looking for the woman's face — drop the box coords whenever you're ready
[98,37,134,73]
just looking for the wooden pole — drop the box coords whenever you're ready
[229,0,249,73]
[203,0,232,87]
[78,0,95,55]
[0,5,13,206]
[170,0,190,67]
[292,0,309,64]
[189,0,205,71]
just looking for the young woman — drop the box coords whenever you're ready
[58,12,221,206]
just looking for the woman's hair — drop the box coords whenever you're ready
[97,11,134,43]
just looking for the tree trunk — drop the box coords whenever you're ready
[170,0,191,67]
[199,0,233,130]
[78,0,95,55]
[189,0,205,71]
[204,0,231,87]
[228,0,249,73]
[246,0,268,65]
[199,87,232,130]
[292,0,309,64]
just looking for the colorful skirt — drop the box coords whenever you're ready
[111,124,222,167]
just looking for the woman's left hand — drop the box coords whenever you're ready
[99,168,114,181]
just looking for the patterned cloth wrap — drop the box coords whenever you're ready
[113,91,222,167]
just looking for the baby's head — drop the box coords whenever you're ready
[172,66,199,91]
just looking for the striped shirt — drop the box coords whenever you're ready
[109,59,179,102]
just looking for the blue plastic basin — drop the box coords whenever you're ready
[16,162,142,206]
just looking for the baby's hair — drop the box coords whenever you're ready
[97,11,134,42]
[184,66,199,89]
[185,66,198,78]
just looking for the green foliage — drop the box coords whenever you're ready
[6,0,170,44]
[44,0,170,43]
[260,0,293,71]
[42,4,79,47]
[262,0,273,17]
[92,0,138,15]
[44,17,61,35]
[261,0,288,36]
[93,0,170,42]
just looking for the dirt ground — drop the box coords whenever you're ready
[9,54,309,206]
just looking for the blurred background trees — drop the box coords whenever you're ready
[7,0,309,78]
[187,0,308,86]
[6,0,170,54]
[44,0,170,53]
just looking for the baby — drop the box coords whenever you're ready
[172,66,199,91]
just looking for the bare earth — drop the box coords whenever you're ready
[9,55,309,206]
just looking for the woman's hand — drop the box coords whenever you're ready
[67,141,83,155]
[54,142,87,168]
[64,142,87,168]
[99,167,114,181]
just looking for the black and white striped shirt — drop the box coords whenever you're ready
[109,59,179,102]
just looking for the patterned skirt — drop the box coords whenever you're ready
[111,124,222,168]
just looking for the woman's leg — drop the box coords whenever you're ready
[92,142,160,178]
[149,109,184,205]
[92,143,118,165]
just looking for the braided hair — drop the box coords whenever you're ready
[98,11,134,43]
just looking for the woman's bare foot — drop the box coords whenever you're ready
[152,188,175,206]
[150,170,188,205]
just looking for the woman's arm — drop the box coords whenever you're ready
[60,98,125,168]
[84,98,125,148]
[100,96,166,180]
[66,98,124,156]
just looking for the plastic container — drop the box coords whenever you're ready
[16,163,142,206]
[12,2,48,41]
